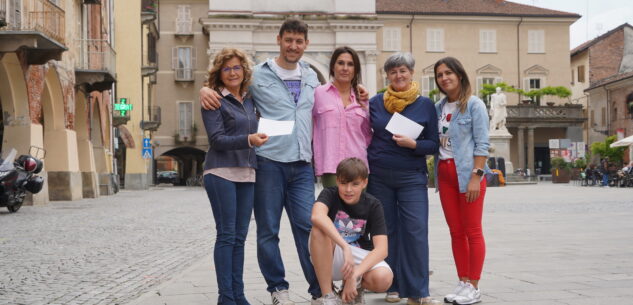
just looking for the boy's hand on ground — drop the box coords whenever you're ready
[341,278,359,302]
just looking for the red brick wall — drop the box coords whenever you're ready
[24,65,48,124]
[609,81,633,137]
[589,29,624,84]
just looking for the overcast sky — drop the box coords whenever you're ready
[510,0,633,49]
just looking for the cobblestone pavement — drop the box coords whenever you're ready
[128,183,633,305]
[0,186,214,305]
[2,183,633,305]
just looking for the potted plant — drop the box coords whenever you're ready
[551,157,572,183]
[570,157,587,180]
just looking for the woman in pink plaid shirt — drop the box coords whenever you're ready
[312,46,372,188]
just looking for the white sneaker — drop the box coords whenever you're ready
[272,289,295,305]
[452,283,481,305]
[385,292,401,303]
[320,292,342,305]
[406,297,441,305]
[443,281,467,303]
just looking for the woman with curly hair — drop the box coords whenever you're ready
[202,47,268,305]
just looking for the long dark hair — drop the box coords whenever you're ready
[329,46,362,105]
[434,57,472,113]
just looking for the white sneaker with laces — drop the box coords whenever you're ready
[443,281,467,303]
[452,283,481,305]
[320,292,342,305]
[271,289,295,305]
[385,292,401,303]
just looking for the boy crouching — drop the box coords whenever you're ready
[310,158,394,305]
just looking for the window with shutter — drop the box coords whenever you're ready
[528,30,545,53]
[178,102,193,138]
[577,65,585,83]
[525,77,545,105]
[421,76,439,101]
[383,27,401,51]
[427,29,444,52]
[480,30,496,53]
[174,47,193,81]
[176,5,192,34]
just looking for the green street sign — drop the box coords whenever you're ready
[114,98,133,116]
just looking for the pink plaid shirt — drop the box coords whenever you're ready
[312,83,372,176]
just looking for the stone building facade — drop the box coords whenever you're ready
[572,23,633,149]
[0,0,117,204]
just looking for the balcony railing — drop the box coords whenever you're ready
[0,0,66,45]
[507,104,584,120]
[141,0,156,23]
[175,68,194,81]
[506,104,586,127]
[175,19,192,35]
[76,38,116,76]
[141,106,161,131]
[142,0,156,13]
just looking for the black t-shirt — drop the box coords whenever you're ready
[316,187,387,251]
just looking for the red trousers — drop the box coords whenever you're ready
[437,159,486,280]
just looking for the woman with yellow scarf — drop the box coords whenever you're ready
[366,53,440,305]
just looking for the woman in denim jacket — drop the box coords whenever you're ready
[202,48,268,305]
[433,57,490,305]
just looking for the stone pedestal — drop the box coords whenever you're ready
[489,131,514,173]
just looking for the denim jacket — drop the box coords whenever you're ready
[202,93,258,170]
[249,59,319,163]
[434,95,491,193]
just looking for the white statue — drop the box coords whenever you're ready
[489,87,508,132]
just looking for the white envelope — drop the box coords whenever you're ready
[385,112,424,139]
[257,118,295,137]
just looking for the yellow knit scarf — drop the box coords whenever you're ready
[383,81,420,114]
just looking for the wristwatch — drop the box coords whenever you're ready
[472,168,484,176]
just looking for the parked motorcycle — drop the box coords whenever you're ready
[0,148,45,213]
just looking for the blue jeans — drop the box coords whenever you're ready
[204,174,254,305]
[254,156,320,297]
[367,165,431,298]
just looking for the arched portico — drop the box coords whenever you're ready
[42,66,82,201]
[75,91,99,198]
[159,147,205,186]
[0,53,48,205]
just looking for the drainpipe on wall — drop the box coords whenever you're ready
[517,17,523,94]
[409,14,414,53]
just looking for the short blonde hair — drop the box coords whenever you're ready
[207,48,253,96]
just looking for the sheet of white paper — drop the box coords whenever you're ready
[385,112,424,140]
[257,118,295,137]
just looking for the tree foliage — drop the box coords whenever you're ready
[590,135,626,165]
[479,82,572,103]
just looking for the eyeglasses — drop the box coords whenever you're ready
[221,65,243,73]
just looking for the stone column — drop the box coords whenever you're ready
[517,126,525,171]
[527,127,535,176]
[364,50,378,96]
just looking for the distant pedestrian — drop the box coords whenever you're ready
[433,56,491,305]
[313,46,372,188]
[601,158,610,187]
[201,47,268,305]
[366,52,440,305]
[309,158,393,305]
